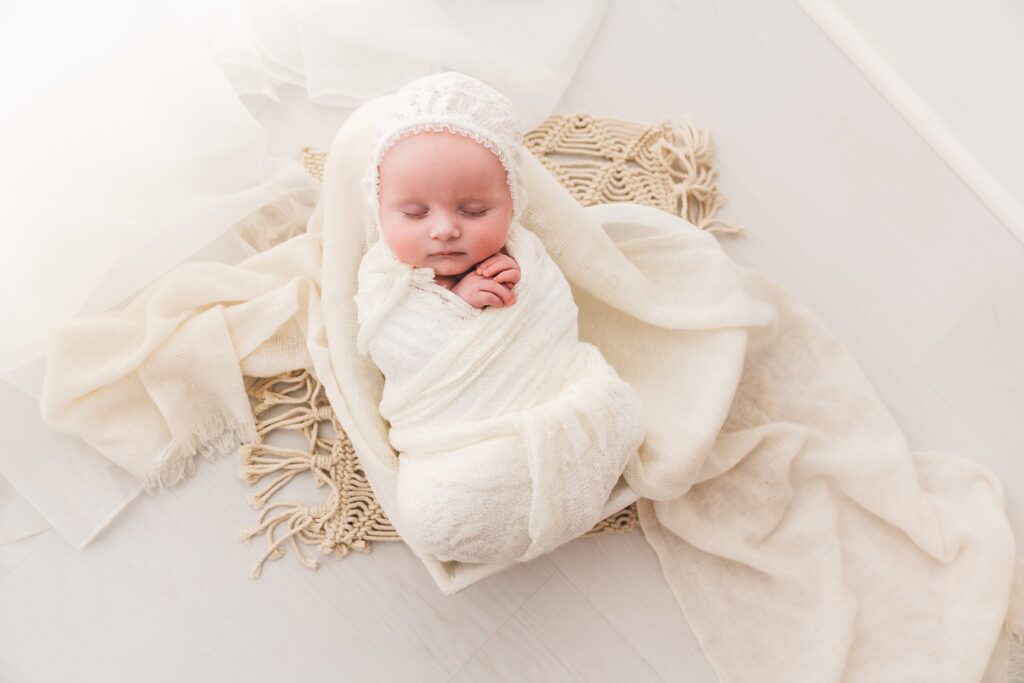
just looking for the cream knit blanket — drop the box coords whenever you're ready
[355,221,645,564]
[39,94,1024,680]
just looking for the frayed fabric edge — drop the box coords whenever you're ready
[1002,552,1024,638]
[984,554,1024,683]
[140,413,260,494]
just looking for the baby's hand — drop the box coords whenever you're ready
[474,252,521,289]
[451,270,516,309]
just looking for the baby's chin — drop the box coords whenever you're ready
[426,258,471,276]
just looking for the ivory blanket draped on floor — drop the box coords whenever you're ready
[39,94,1023,680]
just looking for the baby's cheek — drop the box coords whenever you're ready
[474,219,511,254]
[387,228,423,264]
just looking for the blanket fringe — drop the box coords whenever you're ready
[237,370,399,578]
[999,554,1024,682]
[1006,555,1024,638]
[653,118,746,237]
[1005,641,1024,683]
[238,494,340,579]
[141,413,259,494]
[238,443,333,508]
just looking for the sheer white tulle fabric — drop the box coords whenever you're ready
[220,0,607,129]
[0,0,607,548]
[0,1,317,377]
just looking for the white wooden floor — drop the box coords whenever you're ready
[3,1,1023,681]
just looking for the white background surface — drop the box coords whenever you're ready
[2,1,1023,680]
[828,0,1024,241]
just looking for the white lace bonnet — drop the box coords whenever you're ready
[361,70,529,248]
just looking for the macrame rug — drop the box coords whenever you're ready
[236,113,744,579]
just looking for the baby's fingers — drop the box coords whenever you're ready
[476,291,503,308]
[475,253,516,277]
[476,279,515,306]
[492,268,520,287]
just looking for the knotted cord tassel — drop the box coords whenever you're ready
[655,119,746,237]
[239,499,337,578]
[308,451,338,489]
[236,369,402,578]
[239,443,320,509]
[248,370,316,413]
[249,372,327,446]
[255,405,321,441]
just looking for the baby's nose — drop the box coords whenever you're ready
[430,218,460,239]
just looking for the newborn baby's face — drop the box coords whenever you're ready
[377,130,513,276]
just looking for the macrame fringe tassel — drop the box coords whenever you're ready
[238,498,337,579]
[655,118,746,237]
[236,370,399,578]
[238,443,333,509]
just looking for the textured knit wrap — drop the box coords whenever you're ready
[355,220,645,563]
[352,71,645,562]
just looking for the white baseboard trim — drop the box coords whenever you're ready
[795,0,1024,248]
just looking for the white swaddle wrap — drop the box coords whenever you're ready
[351,70,645,563]
[354,221,645,563]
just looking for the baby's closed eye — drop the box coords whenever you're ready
[400,208,490,219]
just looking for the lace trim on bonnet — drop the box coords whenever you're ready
[360,71,530,252]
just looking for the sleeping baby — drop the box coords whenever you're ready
[354,71,646,564]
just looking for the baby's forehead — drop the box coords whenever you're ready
[377,129,509,193]
[383,129,493,163]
